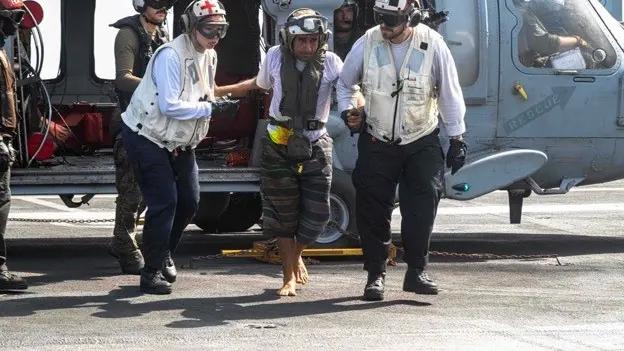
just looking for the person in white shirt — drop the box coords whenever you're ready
[120,0,239,295]
[336,0,467,300]
[225,8,343,297]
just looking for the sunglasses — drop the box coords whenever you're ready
[373,10,407,28]
[197,22,229,39]
[0,9,24,25]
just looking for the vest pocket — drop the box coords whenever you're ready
[366,90,395,136]
[403,79,427,106]
[402,79,432,134]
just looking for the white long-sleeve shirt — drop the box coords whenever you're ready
[151,47,213,120]
[336,30,466,137]
[256,46,343,142]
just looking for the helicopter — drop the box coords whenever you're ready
[6,0,624,247]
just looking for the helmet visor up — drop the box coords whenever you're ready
[286,15,328,35]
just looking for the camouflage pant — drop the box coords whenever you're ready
[0,164,10,271]
[260,133,333,245]
[112,136,144,253]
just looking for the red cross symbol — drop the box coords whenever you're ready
[200,0,216,13]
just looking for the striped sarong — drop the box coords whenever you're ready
[260,133,333,245]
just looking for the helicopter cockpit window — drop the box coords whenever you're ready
[93,1,173,80]
[514,0,616,70]
[31,0,61,80]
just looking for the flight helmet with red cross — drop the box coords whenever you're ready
[181,0,228,38]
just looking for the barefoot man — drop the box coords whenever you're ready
[228,8,344,296]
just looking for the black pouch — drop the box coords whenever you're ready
[286,131,313,162]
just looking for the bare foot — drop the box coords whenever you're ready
[278,264,298,296]
[295,256,309,285]
[277,281,297,296]
[276,238,297,297]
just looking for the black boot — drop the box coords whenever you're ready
[0,270,28,290]
[162,252,177,283]
[403,268,438,295]
[109,247,144,275]
[363,272,385,301]
[140,268,172,295]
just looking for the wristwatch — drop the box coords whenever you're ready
[450,134,464,141]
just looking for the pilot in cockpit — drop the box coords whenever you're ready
[515,0,589,68]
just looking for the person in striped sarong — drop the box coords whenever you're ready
[225,8,346,296]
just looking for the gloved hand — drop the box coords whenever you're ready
[211,98,240,119]
[446,138,467,175]
[340,107,366,135]
[0,140,11,173]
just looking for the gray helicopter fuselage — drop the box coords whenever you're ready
[316,0,624,194]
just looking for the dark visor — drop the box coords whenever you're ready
[373,8,407,28]
[145,0,174,10]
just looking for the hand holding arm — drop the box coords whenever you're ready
[215,78,262,98]
[340,107,366,135]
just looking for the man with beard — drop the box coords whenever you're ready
[108,0,172,275]
[0,0,27,291]
[333,0,361,60]
[337,0,467,300]
[120,0,239,294]
[219,8,343,297]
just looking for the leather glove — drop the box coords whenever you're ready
[211,98,240,119]
[0,140,11,173]
[446,138,467,175]
[340,107,366,135]
[8,141,16,163]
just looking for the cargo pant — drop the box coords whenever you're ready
[111,135,144,254]
[353,129,445,275]
[260,133,333,245]
[121,123,200,271]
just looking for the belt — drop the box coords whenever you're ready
[269,117,325,131]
